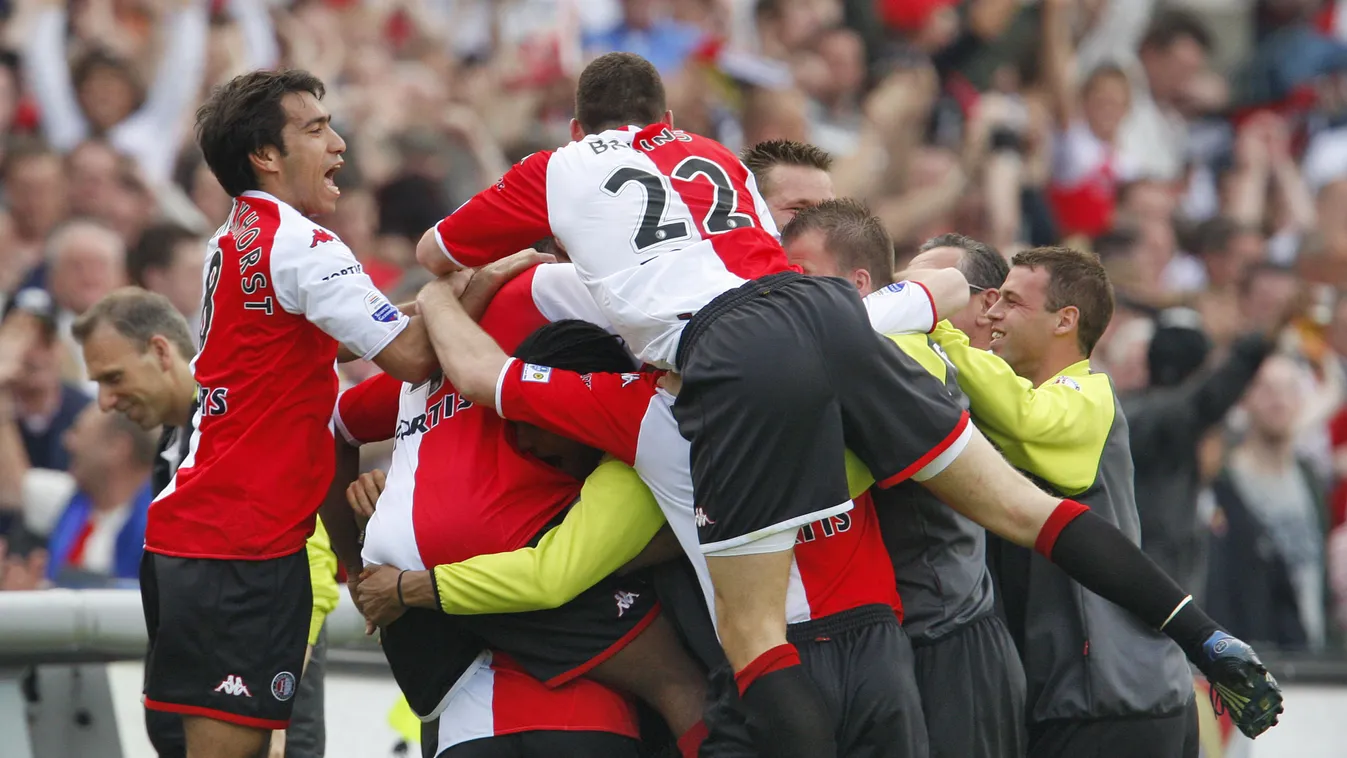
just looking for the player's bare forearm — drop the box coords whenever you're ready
[895,268,971,322]
[416,227,462,276]
[370,316,437,384]
[417,280,509,407]
[319,437,365,579]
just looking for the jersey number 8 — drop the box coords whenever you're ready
[602,157,754,254]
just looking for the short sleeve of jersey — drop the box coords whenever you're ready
[530,263,613,329]
[863,280,937,335]
[270,235,410,360]
[494,359,653,465]
[334,372,402,445]
[434,151,554,269]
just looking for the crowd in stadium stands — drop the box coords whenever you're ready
[0,0,1345,747]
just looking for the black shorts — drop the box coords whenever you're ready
[1027,698,1198,758]
[673,273,970,552]
[791,605,929,758]
[913,613,1027,758]
[457,572,661,687]
[429,728,640,758]
[381,608,488,719]
[383,572,661,703]
[140,550,311,730]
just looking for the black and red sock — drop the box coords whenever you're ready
[734,644,835,758]
[1036,499,1220,661]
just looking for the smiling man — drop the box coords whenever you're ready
[927,247,1251,757]
[74,287,341,758]
[139,69,436,758]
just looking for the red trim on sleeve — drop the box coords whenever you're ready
[876,411,970,488]
[542,602,662,688]
[143,698,289,731]
[1034,499,1090,559]
[910,280,938,333]
[734,643,801,695]
[434,152,555,268]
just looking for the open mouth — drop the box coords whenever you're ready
[990,329,1005,341]
[324,163,342,194]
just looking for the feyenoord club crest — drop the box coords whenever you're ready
[271,671,297,701]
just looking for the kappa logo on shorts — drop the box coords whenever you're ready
[213,675,252,697]
[522,364,552,383]
[615,590,639,617]
[694,508,715,527]
[271,671,297,701]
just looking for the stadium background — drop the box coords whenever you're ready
[2,0,1347,756]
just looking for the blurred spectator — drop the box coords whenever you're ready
[1207,355,1329,651]
[0,292,90,474]
[126,223,205,337]
[22,0,209,184]
[35,404,154,586]
[585,0,706,74]
[43,218,128,380]
[1117,10,1216,183]
[1123,306,1281,593]
[2,141,68,273]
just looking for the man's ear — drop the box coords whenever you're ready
[1056,304,1081,335]
[248,144,283,182]
[569,118,586,142]
[851,268,872,295]
[978,288,1000,315]
[662,109,674,128]
[148,334,176,371]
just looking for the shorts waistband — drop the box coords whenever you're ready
[786,604,898,645]
[675,271,806,371]
[908,609,999,649]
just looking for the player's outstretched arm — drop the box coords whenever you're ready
[922,431,1284,738]
[417,278,509,407]
[896,268,971,322]
[416,228,462,276]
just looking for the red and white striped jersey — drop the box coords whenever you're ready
[333,264,608,571]
[434,124,789,369]
[147,191,409,560]
[430,652,639,754]
[493,364,902,624]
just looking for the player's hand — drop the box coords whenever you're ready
[355,564,409,629]
[1198,631,1284,739]
[459,248,559,321]
[346,470,386,523]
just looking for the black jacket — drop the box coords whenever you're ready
[1122,333,1276,590]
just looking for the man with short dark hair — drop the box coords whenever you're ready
[126,224,205,337]
[740,140,835,228]
[929,247,1201,758]
[783,207,1027,758]
[75,287,340,758]
[418,52,1282,756]
[145,69,436,758]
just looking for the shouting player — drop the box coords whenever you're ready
[139,70,436,758]
[416,53,1282,755]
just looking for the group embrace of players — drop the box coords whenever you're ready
[135,52,1285,758]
